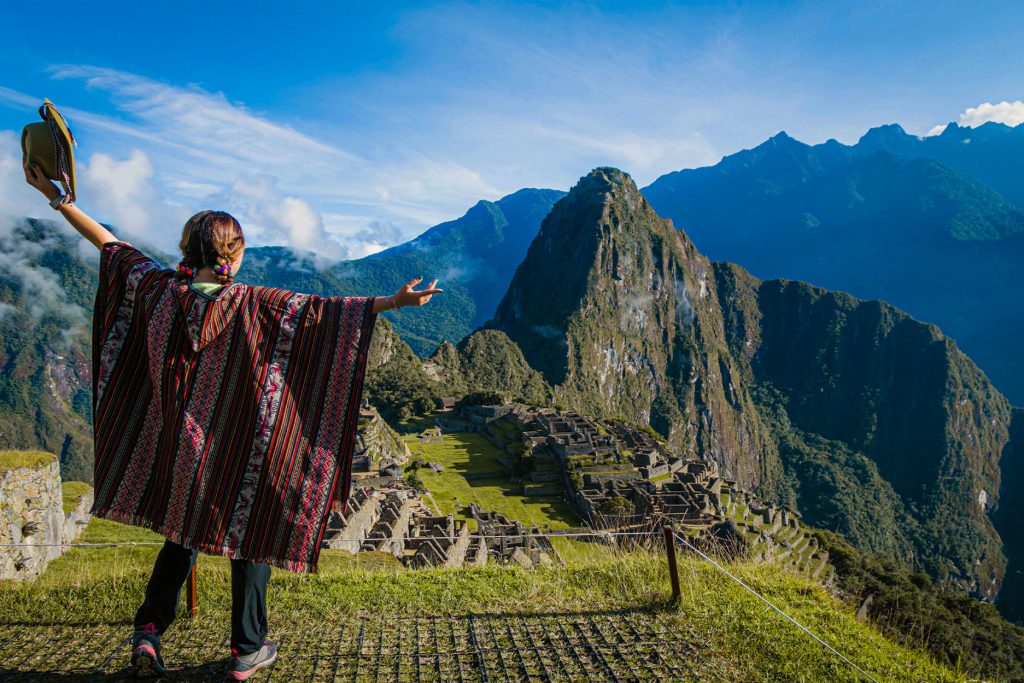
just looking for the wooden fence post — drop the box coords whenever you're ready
[663,524,681,603]
[187,563,198,618]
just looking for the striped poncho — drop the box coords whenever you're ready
[91,242,378,572]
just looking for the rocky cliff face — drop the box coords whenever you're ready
[484,168,781,493]
[994,408,1024,622]
[714,262,1012,599]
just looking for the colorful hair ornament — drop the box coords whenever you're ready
[213,263,232,278]
[177,260,195,277]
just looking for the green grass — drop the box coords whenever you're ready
[401,431,578,530]
[0,533,966,682]
[61,481,91,514]
[400,430,611,562]
[0,449,56,471]
[2,516,403,596]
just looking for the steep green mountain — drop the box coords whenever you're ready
[424,331,552,407]
[481,167,1015,605]
[642,124,1024,404]
[0,218,96,483]
[715,263,1012,602]
[483,167,782,494]
[242,188,564,357]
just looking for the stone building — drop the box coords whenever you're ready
[0,451,92,580]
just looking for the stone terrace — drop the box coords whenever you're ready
[457,404,832,582]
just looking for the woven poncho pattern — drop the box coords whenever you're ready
[90,242,378,572]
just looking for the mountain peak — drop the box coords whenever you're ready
[573,166,636,194]
[857,123,915,147]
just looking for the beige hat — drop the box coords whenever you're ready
[21,98,77,201]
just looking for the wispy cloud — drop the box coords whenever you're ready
[2,66,505,255]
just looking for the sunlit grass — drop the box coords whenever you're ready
[61,481,91,513]
[0,536,966,682]
[0,449,55,471]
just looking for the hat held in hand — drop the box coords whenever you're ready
[21,98,77,202]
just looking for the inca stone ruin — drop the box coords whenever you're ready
[325,400,833,581]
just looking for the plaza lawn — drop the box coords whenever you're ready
[402,431,577,531]
[401,430,620,562]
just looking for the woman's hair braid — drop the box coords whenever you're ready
[175,210,246,285]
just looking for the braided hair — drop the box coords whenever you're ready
[175,210,246,285]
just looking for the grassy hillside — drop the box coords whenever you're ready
[0,517,964,682]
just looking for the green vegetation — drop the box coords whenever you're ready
[364,319,443,422]
[61,481,91,513]
[0,449,56,471]
[0,221,105,483]
[994,407,1024,623]
[405,471,426,492]
[0,521,966,682]
[401,431,576,530]
[399,429,604,561]
[598,495,633,516]
[816,529,1024,682]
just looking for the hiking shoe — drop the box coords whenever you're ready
[131,622,168,677]
[223,640,278,681]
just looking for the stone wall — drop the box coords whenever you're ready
[0,455,92,580]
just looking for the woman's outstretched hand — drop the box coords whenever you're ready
[377,276,442,312]
[397,276,443,307]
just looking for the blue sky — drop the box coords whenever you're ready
[2,1,1023,257]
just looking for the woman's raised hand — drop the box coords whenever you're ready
[23,158,62,202]
[395,276,443,308]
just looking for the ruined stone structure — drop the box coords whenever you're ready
[0,453,92,580]
[348,403,407,479]
[452,403,832,581]
[465,503,557,568]
[322,484,562,569]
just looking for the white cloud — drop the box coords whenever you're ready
[928,101,1024,136]
[77,149,191,252]
[0,66,519,256]
[0,216,88,328]
[201,173,344,260]
[960,100,1024,128]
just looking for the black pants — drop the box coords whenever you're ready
[134,539,271,655]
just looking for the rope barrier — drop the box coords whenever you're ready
[670,529,880,683]
[0,529,665,548]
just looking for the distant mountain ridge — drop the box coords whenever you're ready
[642,121,1024,404]
[242,187,564,357]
